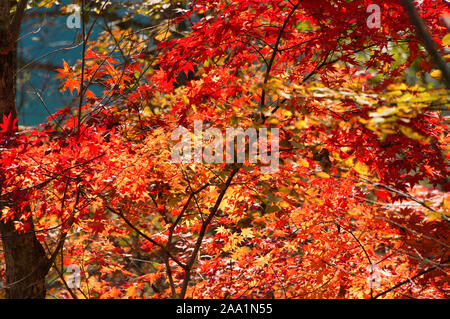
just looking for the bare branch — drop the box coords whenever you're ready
[374,258,450,298]
[401,0,450,88]
[10,0,28,41]
[179,165,241,299]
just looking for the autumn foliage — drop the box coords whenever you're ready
[0,0,449,299]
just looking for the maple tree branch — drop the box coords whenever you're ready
[78,0,86,132]
[103,15,130,64]
[27,82,64,131]
[164,257,176,298]
[179,165,241,299]
[374,258,450,299]
[149,193,169,224]
[50,262,79,299]
[334,222,372,266]
[81,22,168,122]
[42,240,78,299]
[401,0,450,88]
[302,49,332,83]
[376,216,449,249]
[0,153,106,218]
[76,0,109,130]
[181,168,206,220]
[359,177,439,213]
[0,153,106,210]
[289,37,411,96]
[260,0,302,118]
[288,272,336,299]
[269,264,287,298]
[104,205,187,270]
[167,182,211,245]
[278,37,319,52]
[333,221,374,299]
[16,42,83,75]
[42,188,81,275]
[0,215,74,239]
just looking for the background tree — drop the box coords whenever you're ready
[0,0,51,299]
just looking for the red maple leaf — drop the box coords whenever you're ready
[1,112,18,134]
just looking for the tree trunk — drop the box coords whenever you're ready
[0,0,49,299]
[0,33,18,119]
[0,219,49,298]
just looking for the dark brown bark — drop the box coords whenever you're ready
[0,0,17,118]
[0,219,49,298]
[0,41,18,119]
[0,0,49,299]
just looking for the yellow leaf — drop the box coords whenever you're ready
[315,172,330,178]
[255,255,270,267]
[126,285,138,298]
[387,83,408,91]
[216,226,229,235]
[342,156,355,168]
[442,33,450,47]
[40,0,56,8]
[240,228,254,239]
[442,196,450,210]
[155,29,171,42]
[278,201,291,209]
[231,246,251,260]
[347,209,361,216]
[295,120,307,130]
[426,210,449,222]
[143,106,153,116]
[279,186,291,194]
[297,158,310,168]
[399,125,424,141]
[354,161,370,176]
[430,69,442,80]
